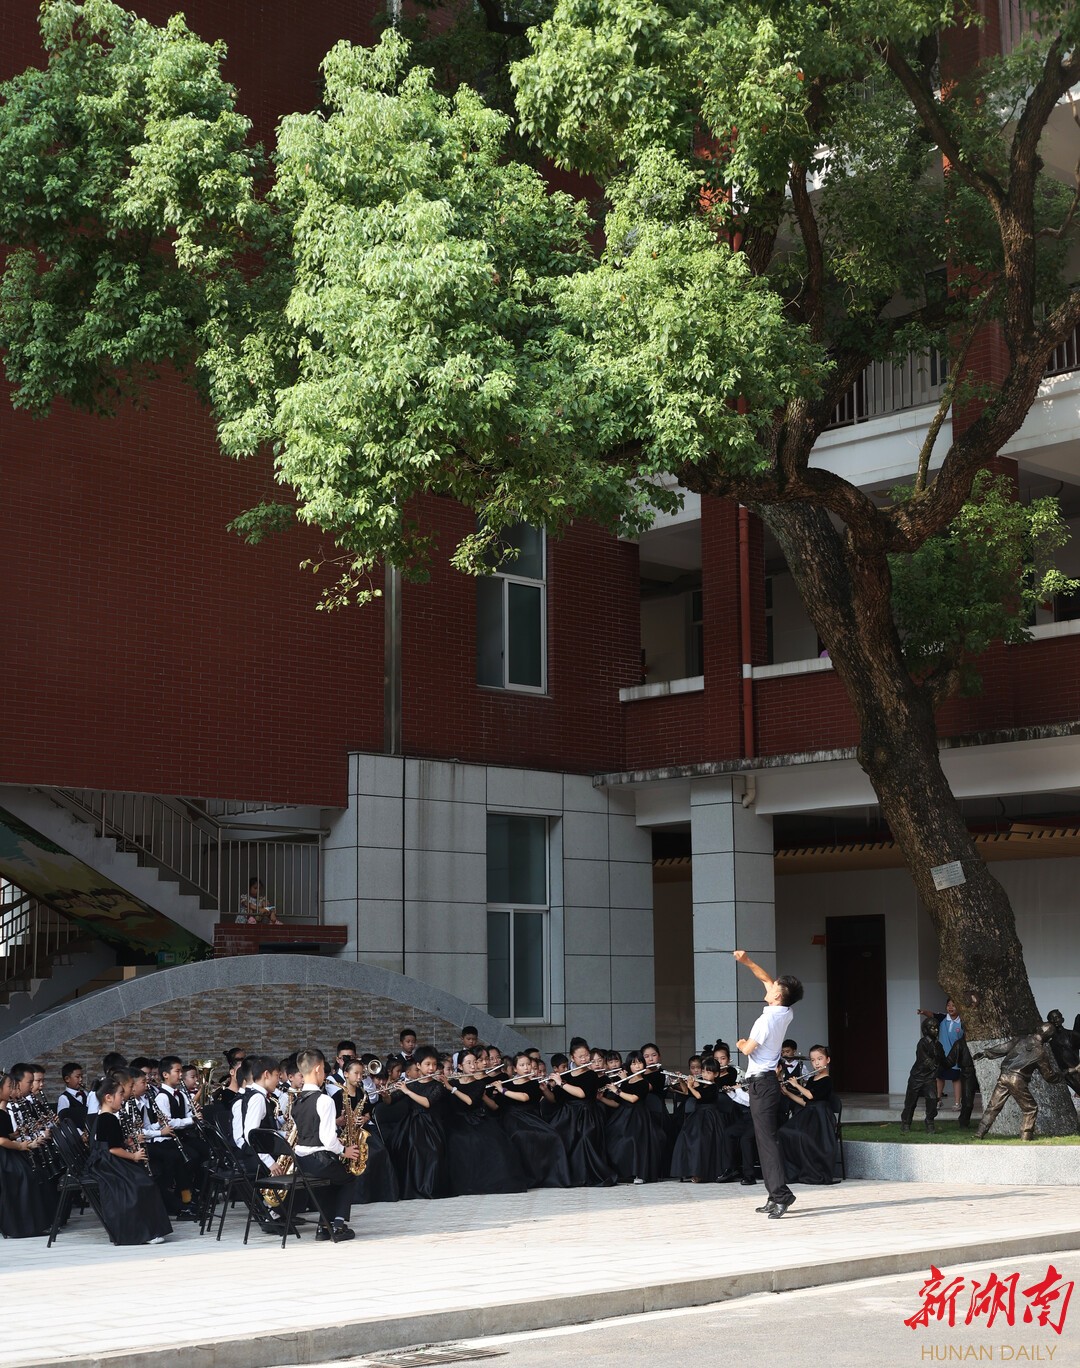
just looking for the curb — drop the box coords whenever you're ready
[23,1225,1080,1368]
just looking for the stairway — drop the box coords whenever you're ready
[0,787,219,948]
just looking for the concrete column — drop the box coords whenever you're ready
[690,777,775,1051]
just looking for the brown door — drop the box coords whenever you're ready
[825,914,888,1093]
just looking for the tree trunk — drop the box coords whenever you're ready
[763,502,1077,1133]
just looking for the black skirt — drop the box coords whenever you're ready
[497,1084,571,1189]
[445,1082,529,1196]
[385,1081,450,1199]
[85,1118,172,1245]
[0,1146,55,1238]
[778,1102,841,1184]
[548,1073,616,1187]
[604,1086,665,1183]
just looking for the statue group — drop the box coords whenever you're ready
[900,1010,1080,1140]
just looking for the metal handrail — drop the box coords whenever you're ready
[826,350,948,430]
[52,789,324,924]
[0,883,84,999]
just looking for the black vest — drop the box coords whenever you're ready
[291,1090,326,1148]
[161,1086,187,1121]
[239,1088,273,1140]
[61,1089,89,1129]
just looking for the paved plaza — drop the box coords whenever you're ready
[4,1178,1079,1368]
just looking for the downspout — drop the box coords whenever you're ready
[738,505,755,761]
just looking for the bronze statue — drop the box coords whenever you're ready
[973,1024,1062,1141]
[1046,1010,1080,1099]
[900,1018,947,1133]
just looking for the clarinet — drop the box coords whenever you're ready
[120,1100,153,1174]
[147,1081,192,1163]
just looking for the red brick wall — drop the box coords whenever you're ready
[0,4,385,809]
[401,500,641,773]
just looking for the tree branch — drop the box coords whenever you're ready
[788,162,825,342]
[875,40,1006,209]
[1036,87,1080,242]
[914,283,998,494]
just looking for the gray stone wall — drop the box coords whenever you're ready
[0,954,530,1086]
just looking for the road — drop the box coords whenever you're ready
[306,1250,1080,1368]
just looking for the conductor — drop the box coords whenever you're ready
[734,949,805,1218]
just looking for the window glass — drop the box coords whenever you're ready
[476,577,504,686]
[507,582,543,689]
[486,813,547,906]
[487,911,510,1019]
[512,911,545,1019]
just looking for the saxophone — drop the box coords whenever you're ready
[260,1091,295,1209]
[340,1091,369,1178]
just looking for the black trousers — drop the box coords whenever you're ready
[295,1151,353,1223]
[900,1076,938,1127]
[746,1073,793,1205]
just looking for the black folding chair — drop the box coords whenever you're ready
[829,1094,846,1180]
[246,1128,338,1248]
[197,1121,263,1240]
[47,1119,114,1247]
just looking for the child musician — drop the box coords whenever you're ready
[290,1048,360,1242]
[86,1078,172,1245]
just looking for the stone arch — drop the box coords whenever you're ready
[0,955,532,1083]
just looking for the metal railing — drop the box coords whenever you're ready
[1045,321,1080,379]
[826,324,1080,431]
[53,789,324,924]
[0,882,84,1000]
[826,350,949,429]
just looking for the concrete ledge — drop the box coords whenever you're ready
[24,1228,1080,1368]
[844,1139,1080,1184]
[0,954,531,1060]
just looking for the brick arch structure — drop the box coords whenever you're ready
[0,955,531,1086]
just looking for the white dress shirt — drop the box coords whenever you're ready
[293,1085,343,1157]
[744,1004,794,1077]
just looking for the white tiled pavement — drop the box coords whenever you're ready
[4,1180,1079,1368]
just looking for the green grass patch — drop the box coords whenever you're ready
[844,1121,1080,1145]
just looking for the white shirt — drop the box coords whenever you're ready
[293,1085,343,1157]
[155,1083,195,1128]
[745,1004,794,1076]
[236,1084,275,1168]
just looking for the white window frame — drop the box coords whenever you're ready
[486,813,551,1024]
[477,529,547,695]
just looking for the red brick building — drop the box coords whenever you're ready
[1,1,1078,1089]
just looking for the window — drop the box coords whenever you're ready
[486,812,548,1021]
[476,523,546,692]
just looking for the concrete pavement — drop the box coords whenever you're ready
[5,1179,1080,1368]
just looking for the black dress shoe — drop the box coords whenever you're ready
[716,1170,741,1183]
[740,1176,757,1185]
[331,1224,356,1242]
[768,1195,796,1219]
[755,1200,775,1213]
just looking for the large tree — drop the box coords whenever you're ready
[2,1,1080,1118]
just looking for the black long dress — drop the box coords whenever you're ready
[495,1080,571,1188]
[0,1109,54,1239]
[445,1080,529,1196]
[642,1069,676,1177]
[778,1078,841,1184]
[548,1071,617,1187]
[386,1080,450,1199]
[603,1079,665,1183]
[670,1081,730,1180]
[85,1113,173,1245]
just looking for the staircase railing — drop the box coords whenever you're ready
[0,883,84,1000]
[52,789,324,924]
[58,788,222,907]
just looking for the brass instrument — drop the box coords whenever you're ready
[260,1091,295,1209]
[192,1059,218,1108]
[339,1091,369,1177]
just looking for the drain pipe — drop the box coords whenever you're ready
[738,505,755,760]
